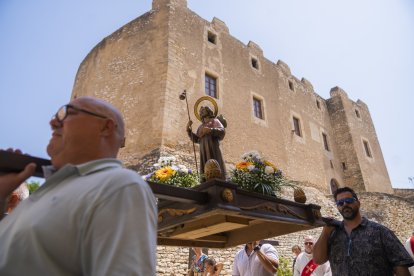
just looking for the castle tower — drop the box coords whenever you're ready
[71,0,392,194]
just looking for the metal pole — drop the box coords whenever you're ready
[180,90,199,178]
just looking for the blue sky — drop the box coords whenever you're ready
[1,0,413,188]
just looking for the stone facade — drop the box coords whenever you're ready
[69,0,413,275]
[72,0,392,194]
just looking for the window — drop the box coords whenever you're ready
[330,179,339,194]
[293,117,301,137]
[363,140,372,157]
[355,109,360,118]
[288,80,294,91]
[316,100,321,109]
[341,162,347,171]
[330,160,334,169]
[253,97,263,119]
[207,31,217,44]
[251,57,259,69]
[205,74,217,98]
[322,133,330,151]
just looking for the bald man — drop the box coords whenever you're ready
[294,236,331,276]
[0,97,157,275]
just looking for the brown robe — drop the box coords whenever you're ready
[188,118,226,179]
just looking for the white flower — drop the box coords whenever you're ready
[241,150,262,161]
[264,166,275,175]
[177,164,188,173]
[247,165,255,171]
[153,163,161,168]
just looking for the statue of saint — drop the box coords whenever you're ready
[187,106,226,180]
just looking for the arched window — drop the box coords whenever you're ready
[330,179,339,195]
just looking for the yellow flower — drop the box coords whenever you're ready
[264,160,278,170]
[155,166,175,181]
[236,161,253,171]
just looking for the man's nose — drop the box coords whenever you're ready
[50,116,62,129]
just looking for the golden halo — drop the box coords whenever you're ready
[194,96,218,121]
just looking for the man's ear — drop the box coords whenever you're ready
[101,119,116,136]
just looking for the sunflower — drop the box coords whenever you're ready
[155,166,176,181]
[236,161,253,171]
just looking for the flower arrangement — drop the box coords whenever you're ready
[230,151,296,197]
[143,156,199,188]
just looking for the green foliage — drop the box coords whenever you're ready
[230,151,296,196]
[277,256,293,276]
[142,156,199,188]
[26,181,40,195]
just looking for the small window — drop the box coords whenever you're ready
[341,162,347,171]
[251,57,259,70]
[363,140,372,157]
[355,109,360,118]
[330,160,334,169]
[322,133,330,151]
[330,179,339,194]
[288,80,294,91]
[316,100,321,109]
[253,97,264,119]
[205,74,217,98]
[207,31,217,44]
[293,117,302,137]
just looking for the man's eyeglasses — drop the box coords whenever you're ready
[336,197,357,207]
[304,242,313,246]
[54,104,107,123]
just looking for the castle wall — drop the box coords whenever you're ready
[71,0,392,193]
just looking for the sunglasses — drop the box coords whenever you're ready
[336,197,357,207]
[54,104,107,123]
[304,242,313,246]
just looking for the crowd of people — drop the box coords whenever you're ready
[1,97,414,275]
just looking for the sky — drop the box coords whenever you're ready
[0,0,413,188]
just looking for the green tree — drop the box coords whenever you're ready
[26,181,40,195]
[277,256,293,276]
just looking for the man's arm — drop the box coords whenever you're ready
[313,226,335,264]
[255,244,279,274]
[393,266,411,276]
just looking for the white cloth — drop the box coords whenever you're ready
[0,159,157,276]
[404,237,414,275]
[232,243,279,276]
[293,252,331,276]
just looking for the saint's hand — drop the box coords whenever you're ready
[186,120,193,130]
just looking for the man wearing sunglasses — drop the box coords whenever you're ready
[313,187,413,276]
[293,236,331,276]
[0,97,157,275]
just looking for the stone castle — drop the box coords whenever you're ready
[70,0,413,274]
[72,0,391,195]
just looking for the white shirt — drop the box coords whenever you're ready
[404,237,414,275]
[293,252,331,276]
[232,244,279,276]
[0,159,157,276]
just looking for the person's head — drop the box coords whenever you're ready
[291,245,301,256]
[203,258,217,273]
[47,96,125,169]
[200,106,214,120]
[245,240,260,250]
[303,236,314,254]
[334,187,360,220]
